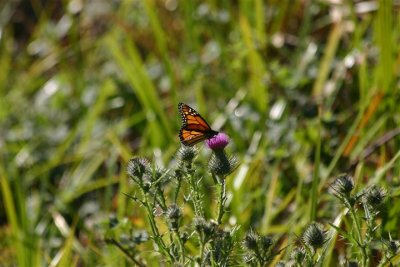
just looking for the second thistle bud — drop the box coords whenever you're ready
[132,230,149,244]
[194,218,217,244]
[127,157,150,179]
[259,235,274,251]
[243,230,259,251]
[290,247,306,263]
[386,240,400,256]
[208,151,238,178]
[332,174,354,196]
[302,222,329,250]
[364,186,386,208]
[166,204,182,231]
[177,145,197,165]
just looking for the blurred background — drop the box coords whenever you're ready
[0,0,399,265]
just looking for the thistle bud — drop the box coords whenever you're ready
[290,247,306,263]
[331,174,354,196]
[259,236,274,251]
[302,222,329,250]
[243,230,259,250]
[194,217,207,233]
[174,169,182,180]
[127,158,150,179]
[194,217,217,243]
[208,151,238,178]
[389,240,400,254]
[180,231,189,243]
[383,239,400,256]
[132,230,149,244]
[203,220,218,240]
[166,204,182,231]
[108,216,118,228]
[177,145,197,164]
[364,186,386,207]
[142,180,151,192]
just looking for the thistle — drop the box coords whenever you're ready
[177,145,198,166]
[127,157,150,180]
[207,133,238,178]
[302,222,329,251]
[364,186,386,208]
[331,174,354,197]
[166,204,182,231]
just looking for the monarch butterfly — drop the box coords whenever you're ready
[178,102,219,146]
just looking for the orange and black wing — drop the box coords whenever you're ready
[179,129,209,146]
[178,103,218,146]
[179,103,212,131]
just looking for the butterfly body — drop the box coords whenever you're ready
[178,103,219,146]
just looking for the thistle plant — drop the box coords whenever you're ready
[281,222,330,267]
[378,238,400,267]
[108,133,240,265]
[329,174,391,267]
[301,222,330,265]
[242,229,277,266]
[206,133,238,224]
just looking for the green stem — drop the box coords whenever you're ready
[156,186,167,211]
[174,229,185,265]
[312,250,317,266]
[187,172,204,217]
[347,204,367,266]
[217,177,227,225]
[363,203,376,267]
[199,241,205,265]
[141,188,174,262]
[174,172,182,203]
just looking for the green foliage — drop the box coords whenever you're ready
[0,0,399,266]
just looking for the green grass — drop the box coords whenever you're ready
[0,0,399,266]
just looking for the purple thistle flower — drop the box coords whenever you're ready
[206,133,230,150]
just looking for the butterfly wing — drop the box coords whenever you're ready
[178,103,212,131]
[178,103,218,146]
[179,128,209,146]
